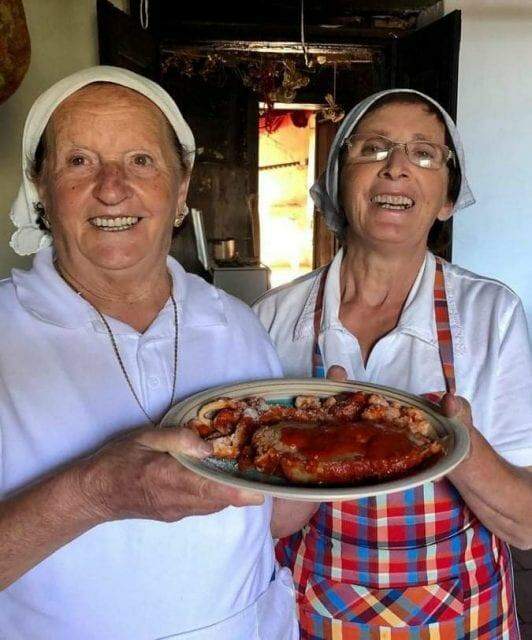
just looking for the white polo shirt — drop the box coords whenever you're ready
[254,249,532,468]
[0,248,297,640]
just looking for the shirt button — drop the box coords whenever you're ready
[148,376,160,388]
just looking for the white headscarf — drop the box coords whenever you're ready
[9,65,195,256]
[310,88,476,237]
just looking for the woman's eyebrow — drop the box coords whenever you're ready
[356,129,439,141]
[411,132,439,141]
[55,139,92,150]
[355,128,389,137]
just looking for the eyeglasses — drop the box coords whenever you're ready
[343,133,455,170]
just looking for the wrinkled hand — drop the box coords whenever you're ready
[74,426,264,524]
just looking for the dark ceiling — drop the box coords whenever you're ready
[129,0,444,39]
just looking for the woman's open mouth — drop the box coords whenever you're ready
[371,194,415,211]
[89,216,140,232]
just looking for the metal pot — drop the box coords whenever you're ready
[212,238,237,262]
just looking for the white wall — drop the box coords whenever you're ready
[0,0,127,278]
[445,1,532,330]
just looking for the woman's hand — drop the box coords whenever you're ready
[439,393,474,460]
[442,393,532,549]
[0,426,263,590]
[75,426,264,523]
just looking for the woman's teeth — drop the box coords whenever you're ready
[90,216,139,231]
[372,194,414,210]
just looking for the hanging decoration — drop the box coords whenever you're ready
[319,94,345,123]
[318,63,345,123]
[258,110,311,135]
[241,59,310,105]
[161,0,350,123]
[162,49,353,124]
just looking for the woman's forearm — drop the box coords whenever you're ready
[448,426,532,549]
[1,425,269,590]
[271,498,320,539]
[0,467,101,590]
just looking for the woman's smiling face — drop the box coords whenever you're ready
[339,101,453,252]
[36,83,189,275]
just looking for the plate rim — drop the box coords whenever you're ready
[161,378,470,501]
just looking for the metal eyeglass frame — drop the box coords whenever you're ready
[343,133,456,169]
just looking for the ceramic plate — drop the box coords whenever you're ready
[160,379,469,501]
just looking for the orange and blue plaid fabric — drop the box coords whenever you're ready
[277,256,519,639]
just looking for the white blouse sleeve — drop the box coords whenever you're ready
[488,298,532,466]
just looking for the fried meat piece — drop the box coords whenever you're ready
[211,416,258,459]
[322,391,368,421]
[258,405,329,425]
[294,395,322,410]
[188,398,246,438]
[252,420,443,485]
[187,397,266,460]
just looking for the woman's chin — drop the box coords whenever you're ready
[78,240,151,272]
[358,211,430,246]
[355,225,423,249]
[86,252,146,272]
[75,226,155,270]
[369,205,417,225]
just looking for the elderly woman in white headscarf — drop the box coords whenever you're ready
[0,66,298,640]
[254,89,532,639]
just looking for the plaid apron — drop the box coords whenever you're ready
[277,257,519,640]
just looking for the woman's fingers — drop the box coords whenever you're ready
[191,473,264,507]
[135,429,264,508]
[440,393,473,427]
[326,365,348,381]
[136,427,213,458]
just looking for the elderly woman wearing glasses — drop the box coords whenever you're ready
[255,89,532,639]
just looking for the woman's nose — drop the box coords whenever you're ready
[93,163,131,205]
[378,146,411,180]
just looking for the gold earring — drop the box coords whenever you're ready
[173,204,189,228]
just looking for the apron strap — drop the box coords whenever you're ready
[311,265,330,378]
[433,257,456,394]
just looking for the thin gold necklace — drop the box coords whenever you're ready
[56,263,178,426]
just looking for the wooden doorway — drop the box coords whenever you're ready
[313,119,340,268]
[97,0,461,273]
[258,105,318,286]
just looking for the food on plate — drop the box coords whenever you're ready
[252,420,441,484]
[186,391,444,485]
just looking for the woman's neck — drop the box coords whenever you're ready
[337,242,427,366]
[54,258,172,333]
[340,242,427,309]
